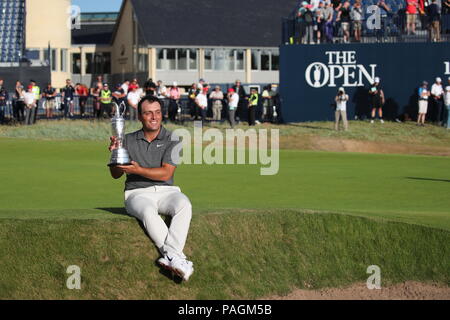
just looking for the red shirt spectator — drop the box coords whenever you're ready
[406,0,418,14]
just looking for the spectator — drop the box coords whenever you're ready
[248,88,259,126]
[100,83,113,118]
[227,88,239,128]
[331,0,343,11]
[127,85,140,121]
[121,80,130,95]
[30,80,40,124]
[262,85,272,122]
[296,2,309,44]
[168,82,181,122]
[144,78,156,96]
[232,80,247,123]
[188,83,198,120]
[298,2,315,44]
[61,79,75,118]
[443,0,450,14]
[0,78,8,124]
[406,0,419,35]
[75,83,89,117]
[418,81,430,126]
[369,77,385,123]
[195,87,208,123]
[14,81,25,123]
[444,82,450,129]
[42,83,57,119]
[376,1,392,42]
[23,86,36,126]
[337,1,352,43]
[210,86,224,122]
[156,80,167,99]
[351,0,363,42]
[431,77,444,125]
[428,0,441,42]
[334,87,349,131]
[323,1,335,43]
[112,83,126,106]
[315,1,326,44]
[91,82,103,119]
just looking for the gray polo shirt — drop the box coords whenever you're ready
[122,126,180,191]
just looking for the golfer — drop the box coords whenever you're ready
[108,95,194,281]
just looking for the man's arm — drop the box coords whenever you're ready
[116,162,176,182]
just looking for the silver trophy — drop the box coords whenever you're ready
[108,102,132,167]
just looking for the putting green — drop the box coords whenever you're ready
[0,137,449,230]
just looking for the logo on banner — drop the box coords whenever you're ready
[305,51,377,88]
[445,62,450,75]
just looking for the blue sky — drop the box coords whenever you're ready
[72,0,123,13]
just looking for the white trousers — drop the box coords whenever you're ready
[124,186,192,259]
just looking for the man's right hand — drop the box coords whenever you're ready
[109,136,119,152]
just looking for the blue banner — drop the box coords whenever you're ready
[280,43,450,122]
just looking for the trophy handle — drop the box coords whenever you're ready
[119,101,127,117]
[112,101,127,118]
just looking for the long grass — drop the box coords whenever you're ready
[1,120,449,147]
[0,209,448,299]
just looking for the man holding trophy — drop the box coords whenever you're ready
[108,95,194,281]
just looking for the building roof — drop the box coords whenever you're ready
[128,0,298,47]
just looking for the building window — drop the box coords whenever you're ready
[204,49,245,71]
[178,49,187,70]
[71,53,81,74]
[85,53,94,74]
[43,49,57,71]
[138,53,148,72]
[251,49,279,71]
[60,49,67,72]
[189,49,197,70]
[157,48,198,71]
[236,49,245,71]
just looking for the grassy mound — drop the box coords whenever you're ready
[0,209,448,299]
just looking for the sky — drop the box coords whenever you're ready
[71,0,123,13]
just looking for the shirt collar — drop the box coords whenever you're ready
[136,126,167,142]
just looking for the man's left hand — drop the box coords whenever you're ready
[117,161,142,175]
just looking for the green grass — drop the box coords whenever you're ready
[0,120,449,299]
[0,137,449,230]
[0,210,448,299]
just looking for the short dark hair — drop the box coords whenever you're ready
[138,95,163,115]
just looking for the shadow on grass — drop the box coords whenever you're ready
[95,207,129,216]
[406,177,450,183]
[287,123,333,131]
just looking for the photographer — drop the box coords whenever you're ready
[334,87,349,131]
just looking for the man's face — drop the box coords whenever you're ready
[236,81,241,87]
[66,80,71,86]
[0,80,3,87]
[139,101,163,132]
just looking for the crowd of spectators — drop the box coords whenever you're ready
[0,76,282,127]
[293,0,450,44]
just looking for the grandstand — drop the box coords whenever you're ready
[0,0,25,65]
[283,0,450,44]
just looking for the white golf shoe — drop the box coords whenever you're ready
[170,257,194,281]
[157,255,194,281]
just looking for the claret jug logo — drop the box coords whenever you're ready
[305,51,377,88]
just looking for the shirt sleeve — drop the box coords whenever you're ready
[162,133,183,167]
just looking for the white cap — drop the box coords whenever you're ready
[374,77,380,83]
[436,77,442,83]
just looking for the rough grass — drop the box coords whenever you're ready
[1,120,449,148]
[0,209,448,300]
